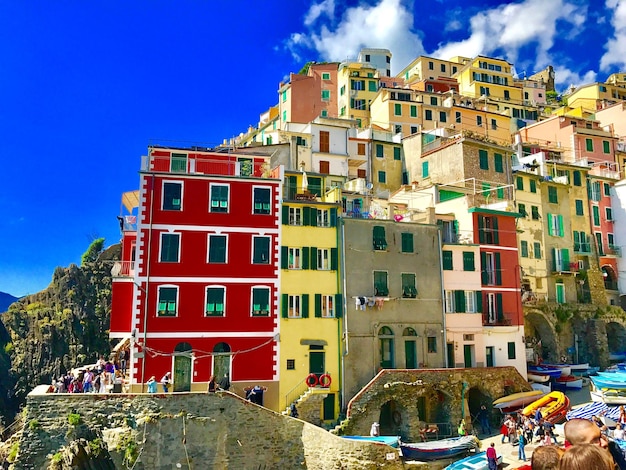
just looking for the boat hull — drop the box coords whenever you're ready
[555,377,583,389]
[400,436,479,461]
[527,366,562,378]
[444,451,503,470]
[527,373,550,383]
[493,390,544,410]
[591,390,626,405]
[522,391,569,423]
[591,377,626,390]
[341,436,400,448]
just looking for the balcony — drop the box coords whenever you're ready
[605,245,622,257]
[142,152,267,178]
[483,313,512,326]
[111,261,135,278]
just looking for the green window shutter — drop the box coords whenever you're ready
[302,294,309,318]
[410,105,417,117]
[455,290,466,313]
[575,200,583,215]
[401,233,413,253]
[303,206,311,226]
[422,161,429,177]
[302,247,310,269]
[479,149,489,169]
[496,293,503,322]
[315,294,322,318]
[593,206,600,226]
[310,247,317,270]
[476,291,483,313]
[394,147,401,160]
[442,251,453,270]
[534,242,541,259]
[573,171,581,186]
[492,217,499,244]
[463,252,475,271]
[604,140,610,153]
[282,294,289,318]
[330,208,337,227]
[281,246,289,269]
[373,226,387,250]
[547,213,553,236]
[562,249,570,271]
[335,294,343,318]
[282,205,289,225]
[516,176,524,190]
[551,247,557,272]
[494,153,503,172]
[573,231,580,251]
[495,253,502,285]
[481,252,488,284]
[521,241,528,257]
[331,248,338,270]
[530,179,536,193]
[478,215,485,243]
[558,215,564,237]
[309,208,318,227]
[586,138,593,151]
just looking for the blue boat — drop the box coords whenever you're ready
[527,365,562,378]
[591,376,626,390]
[400,435,479,461]
[444,451,503,470]
[340,435,400,448]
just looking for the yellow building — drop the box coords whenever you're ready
[396,55,460,83]
[280,171,343,422]
[337,61,380,128]
[566,81,626,111]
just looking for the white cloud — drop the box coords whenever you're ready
[554,66,597,92]
[304,0,335,26]
[287,0,424,74]
[434,0,583,68]
[600,0,626,71]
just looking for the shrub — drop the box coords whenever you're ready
[7,442,19,462]
[28,419,40,430]
[68,413,81,426]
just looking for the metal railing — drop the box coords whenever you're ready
[111,261,135,278]
[284,379,309,412]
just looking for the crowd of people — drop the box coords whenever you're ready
[51,350,130,394]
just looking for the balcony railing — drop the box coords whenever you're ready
[142,153,267,178]
[483,314,512,326]
[111,261,135,278]
[605,280,619,291]
[606,245,622,257]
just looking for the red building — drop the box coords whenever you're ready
[111,146,282,403]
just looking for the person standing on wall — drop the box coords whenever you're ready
[160,372,171,393]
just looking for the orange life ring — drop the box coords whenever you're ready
[318,374,331,388]
[305,374,318,387]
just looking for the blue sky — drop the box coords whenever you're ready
[1,0,625,297]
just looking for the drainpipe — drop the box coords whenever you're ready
[339,215,349,412]
[438,228,449,368]
[140,170,155,393]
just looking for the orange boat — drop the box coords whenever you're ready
[521,391,569,422]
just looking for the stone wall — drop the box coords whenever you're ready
[13,388,405,470]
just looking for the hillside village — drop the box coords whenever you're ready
[104,49,626,432]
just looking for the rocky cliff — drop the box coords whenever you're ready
[0,241,119,426]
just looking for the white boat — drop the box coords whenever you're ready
[542,364,572,376]
[591,389,626,405]
[531,382,551,394]
[570,363,589,371]
[493,390,545,410]
[444,451,503,470]
[528,372,550,383]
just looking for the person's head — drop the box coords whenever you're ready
[617,423,622,430]
[558,444,615,470]
[490,442,495,448]
[564,419,608,448]
[531,445,564,470]
[150,375,155,380]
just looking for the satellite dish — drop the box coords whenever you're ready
[366,182,373,190]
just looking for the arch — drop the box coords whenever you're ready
[603,265,618,290]
[524,310,558,363]
[606,322,626,356]
[173,342,192,392]
[403,327,418,336]
[467,386,492,431]
[379,326,395,369]
[213,342,232,382]
[379,399,404,436]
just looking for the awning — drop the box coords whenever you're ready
[112,337,131,353]
[566,401,620,423]
[122,190,140,213]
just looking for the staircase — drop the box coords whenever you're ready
[282,388,330,427]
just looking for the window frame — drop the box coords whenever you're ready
[162,181,183,211]
[252,236,271,265]
[252,186,272,215]
[160,232,181,263]
[207,234,228,264]
[205,285,226,317]
[288,247,302,269]
[157,286,178,317]
[251,286,271,317]
[288,294,302,318]
[289,206,302,225]
[401,272,417,298]
[209,183,230,213]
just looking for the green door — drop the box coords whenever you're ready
[323,394,335,420]
[447,343,455,368]
[464,345,473,368]
[486,346,495,367]
[405,340,417,369]
[213,342,231,382]
[309,346,325,381]
[173,355,191,392]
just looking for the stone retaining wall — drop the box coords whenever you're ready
[14,389,405,470]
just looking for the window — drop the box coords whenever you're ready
[530,179,537,193]
[428,61,434,70]
[531,206,540,220]
[427,337,437,354]
[374,271,389,296]
[556,282,565,304]
[373,226,387,250]
[351,79,365,90]
[376,144,384,157]
[607,207,613,221]
[357,143,366,155]
[251,287,270,316]
[548,213,564,237]
[322,72,330,80]
[465,291,476,313]
[286,360,295,370]
[394,103,402,116]
[478,215,499,244]
[319,160,330,174]
[494,153,503,173]
[282,90,287,102]
[483,252,499,285]
[402,273,417,298]
[477,116,483,127]
[160,233,180,262]
[596,232,604,255]
[592,206,600,226]
[379,326,395,368]
[491,119,497,130]
[394,147,401,160]
[518,203,527,217]
[444,290,454,313]
[573,171,582,186]
[603,140,611,154]
[425,109,433,121]
[604,183,611,196]
[289,207,302,225]
[157,286,177,316]
[205,287,225,316]
[316,294,334,317]
[548,186,558,204]
[288,247,301,269]
[170,153,187,172]
[552,247,570,271]
[401,233,414,253]
[210,184,229,213]
[521,240,528,257]
[282,110,287,122]
[317,248,330,270]
[442,250,453,270]
[368,81,377,92]
[378,171,386,183]
[317,209,330,227]
[516,176,524,191]
[288,295,302,318]
[479,149,489,169]
[319,131,330,153]
[462,252,475,271]
[504,90,510,100]
[586,138,593,152]
[430,96,438,105]
[208,235,227,263]
[163,182,182,211]
[533,242,541,259]
[507,342,516,360]
[252,236,270,264]
[590,181,601,201]
[609,233,615,249]
[410,105,417,117]
[422,161,429,178]
[440,111,447,123]
[320,110,328,118]
[253,187,271,215]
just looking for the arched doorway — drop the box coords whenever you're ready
[403,327,418,369]
[603,265,618,291]
[606,322,626,357]
[468,387,492,432]
[173,342,192,392]
[213,342,231,381]
[525,311,558,362]
[379,326,395,368]
[379,399,403,436]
